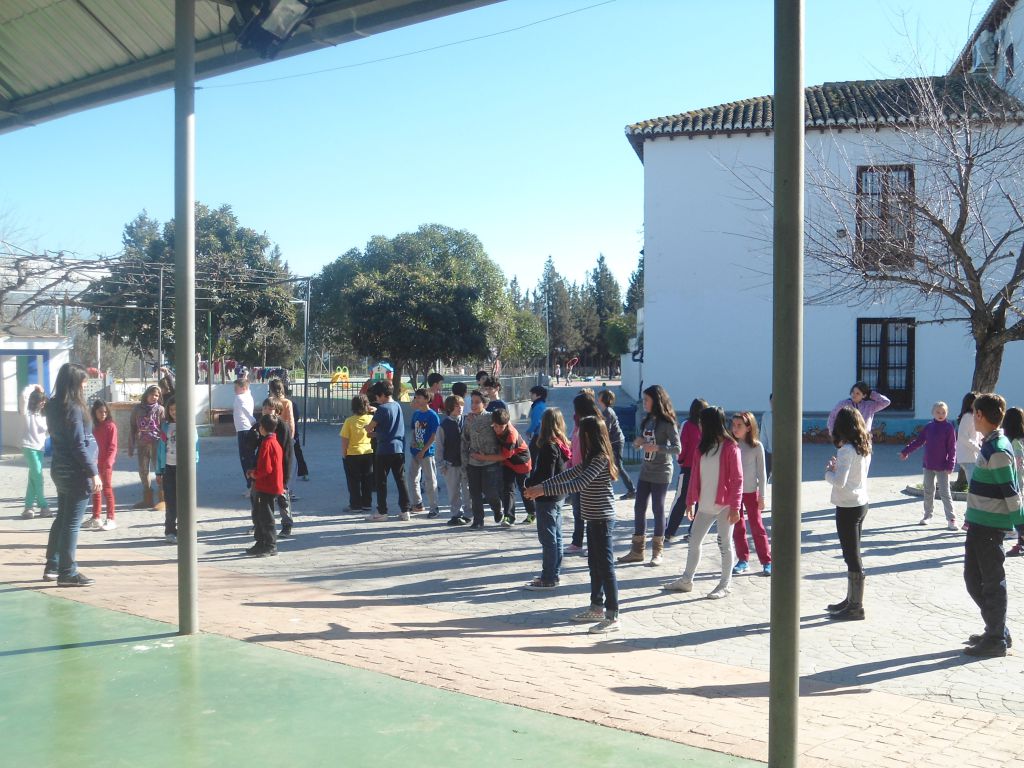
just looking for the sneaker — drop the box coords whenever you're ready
[680,534,690,543]
[493,510,503,524]
[367,512,389,522]
[426,510,440,519]
[964,637,1008,657]
[563,543,584,555]
[967,633,1014,649]
[590,617,621,634]
[524,580,559,591]
[411,504,426,513]
[524,513,536,525]
[256,548,279,557]
[245,545,264,556]
[500,515,514,528]
[301,475,310,482]
[961,522,970,531]
[165,534,178,544]
[918,515,931,526]
[732,560,749,575]
[762,563,772,576]
[447,515,468,526]
[707,585,731,600]
[570,606,606,623]
[664,578,693,592]
[469,521,484,529]
[57,572,95,587]
[37,507,54,518]
[620,491,636,500]
[947,520,959,531]
[21,508,34,519]
[1009,544,1024,557]
[43,567,59,582]
[398,510,411,521]
[84,517,104,531]
[279,525,292,537]
[101,519,117,531]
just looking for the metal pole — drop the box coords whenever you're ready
[303,278,310,446]
[157,265,164,370]
[174,0,198,635]
[207,310,213,427]
[769,1,804,766]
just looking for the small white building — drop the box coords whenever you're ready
[0,326,71,450]
[625,4,1024,431]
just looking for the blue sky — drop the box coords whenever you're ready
[0,0,985,293]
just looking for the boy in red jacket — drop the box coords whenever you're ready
[247,413,283,557]
[471,408,534,527]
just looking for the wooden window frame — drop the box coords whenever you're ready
[856,317,915,412]
[855,165,915,270]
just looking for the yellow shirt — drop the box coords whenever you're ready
[340,414,373,456]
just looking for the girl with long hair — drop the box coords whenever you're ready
[665,398,707,542]
[20,385,51,519]
[564,392,602,554]
[957,391,982,490]
[824,406,873,621]
[84,399,118,531]
[665,406,742,599]
[524,407,572,590]
[269,377,309,482]
[619,384,679,566]
[524,414,621,632]
[128,384,164,510]
[43,363,100,586]
[730,412,771,576]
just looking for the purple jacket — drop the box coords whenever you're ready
[827,391,891,435]
[900,419,956,472]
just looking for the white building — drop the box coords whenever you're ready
[625,2,1024,431]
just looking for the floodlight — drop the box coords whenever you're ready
[232,0,312,60]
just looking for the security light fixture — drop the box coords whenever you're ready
[232,0,312,60]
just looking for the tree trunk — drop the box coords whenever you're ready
[392,361,405,400]
[972,339,1005,393]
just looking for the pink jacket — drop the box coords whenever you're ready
[678,421,701,468]
[685,440,743,512]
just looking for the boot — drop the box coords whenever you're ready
[826,571,852,613]
[152,484,165,512]
[617,534,646,564]
[134,485,153,510]
[648,536,665,566]
[830,573,865,621]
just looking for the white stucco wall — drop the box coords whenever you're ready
[640,125,1024,418]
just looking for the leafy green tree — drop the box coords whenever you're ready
[624,251,644,317]
[537,259,580,368]
[570,281,600,364]
[84,205,297,364]
[588,254,624,371]
[604,314,636,357]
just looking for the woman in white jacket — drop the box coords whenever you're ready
[21,384,51,519]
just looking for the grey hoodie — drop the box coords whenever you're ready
[638,417,681,485]
[462,410,501,467]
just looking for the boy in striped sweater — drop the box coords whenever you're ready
[963,393,1024,657]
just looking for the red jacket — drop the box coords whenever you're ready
[498,424,532,475]
[686,439,743,513]
[678,421,701,469]
[253,434,284,496]
[92,419,118,471]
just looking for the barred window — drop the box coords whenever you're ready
[856,165,915,269]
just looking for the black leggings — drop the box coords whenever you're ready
[835,504,868,573]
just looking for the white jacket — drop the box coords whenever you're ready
[825,444,870,507]
[20,385,47,451]
[957,414,981,465]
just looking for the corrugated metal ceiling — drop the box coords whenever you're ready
[0,0,499,134]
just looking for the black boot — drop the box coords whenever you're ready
[826,572,852,614]
[830,572,865,621]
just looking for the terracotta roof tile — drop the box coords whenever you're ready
[625,75,1024,160]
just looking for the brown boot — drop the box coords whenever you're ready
[152,484,165,511]
[617,534,646,564]
[133,484,153,510]
[648,536,665,566]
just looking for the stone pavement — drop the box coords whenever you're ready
[3,408,1024,766]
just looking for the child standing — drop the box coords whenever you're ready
[439,395,469,526]
[597,390,636,500]
[957,391,982,486]
[899,401,957,530]
[366,380,409,521]
[962,393,1024,656]
[827,381,891,437]
[426,373,445,413]
[85,400,118,531]
[665,406,742,599]
[526,385,548,450]
[1002,408,1024,557]
[128,385,164,510]
[523,415,621,633]
[461,390,503,528]
[269,377,308,482]
[665,398,707,543]
[470,408,534,527]
[340,394,374,513]
[565,392,602,554]
[524,407,571,590]
[619,385,679,566]
[823,407,872,621]
[408,388,442,517]
[233,377,256,488]
[247,413,284,557]
[730,411,771,576]
[20,385,51,519]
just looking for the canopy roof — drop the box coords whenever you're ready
[0,0,498,134]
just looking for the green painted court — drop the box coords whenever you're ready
[0,588,759,767]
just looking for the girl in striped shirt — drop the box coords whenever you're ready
[525,414,621,634]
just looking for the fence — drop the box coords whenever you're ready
[286,374,544,424]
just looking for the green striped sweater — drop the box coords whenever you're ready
[965,429,1024,529]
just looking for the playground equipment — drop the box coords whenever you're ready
[330,366,350,385]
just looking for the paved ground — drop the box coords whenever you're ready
[4,385,1024,767]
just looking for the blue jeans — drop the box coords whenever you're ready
[634,478,668,536]
[466,464,500,525]
[535,499,563,583]
[586,518,619,615]
[45,480,90,578]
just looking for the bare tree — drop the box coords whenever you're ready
[803,75,1024,390]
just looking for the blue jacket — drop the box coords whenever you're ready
[47,404,98,489]
[527,399,547,439]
